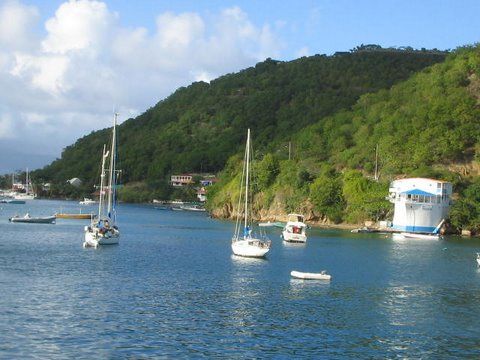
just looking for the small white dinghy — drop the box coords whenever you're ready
[291,270,331,280]
[477,253,480,267]
[399,232,440,240]
[9,213,56,224]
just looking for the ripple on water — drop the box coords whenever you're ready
[1,200,480,358]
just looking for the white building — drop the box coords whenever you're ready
[170,174,193,187]
[67,178,82,187]
[388,178,452,233]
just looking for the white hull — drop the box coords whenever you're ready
[231,238,270,258]
[84,227,120,248]
[282,231,307,243]
[9,215,55,224]
[282,215,307,243]
[79,198,96,205]
[14,193,35,200]
[291,270,331,280]
[396,232,440,240]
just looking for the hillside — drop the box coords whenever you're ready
[207,45,480,230]
[32,46,446,195]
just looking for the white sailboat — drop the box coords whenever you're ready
[231,129,271,258]
[84,113,120,248]
[14,168,36,200]
[282,213,307,243]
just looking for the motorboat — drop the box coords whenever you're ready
[231,129,271,258]
[291,270,331,280]
[180,204,206,212]
[79,198,96,205]
[9,213,56,224]
[0,199,26,204]
[282,213,307,243]
[477,253,480,267]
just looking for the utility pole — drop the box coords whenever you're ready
[288,141,291,160]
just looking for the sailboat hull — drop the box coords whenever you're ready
[84,227,120,247]
[231,238,270,258]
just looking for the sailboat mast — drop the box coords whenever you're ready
[107,113,118,217]
[374,144,379,181]
[244,128,250,233]
[25,168,29,194]
[98,145,107,220]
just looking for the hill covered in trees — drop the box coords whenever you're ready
[31,46,447,200]
[206,45,480,231]
[26,43,480,230]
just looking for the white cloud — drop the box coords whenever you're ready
[295,46,310,58]
[11,53,70,94]
[0,113,14,138]
[0,0,39,51]
[42,0,115,55]
[155,12,204,49]
[0,0,284,172]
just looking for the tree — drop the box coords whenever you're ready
[309,169,345,223]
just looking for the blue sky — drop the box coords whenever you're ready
[0,0,479,174]
[33,0,480,57]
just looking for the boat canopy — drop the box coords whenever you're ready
[400,189,435,196]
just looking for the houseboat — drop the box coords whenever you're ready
[388,178,452,233]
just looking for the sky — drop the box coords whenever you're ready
[0,0,479,174]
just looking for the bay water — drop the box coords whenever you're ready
[1,200,480,358]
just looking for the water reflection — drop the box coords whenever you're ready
[282,241,306,248]
[2,201,480,358]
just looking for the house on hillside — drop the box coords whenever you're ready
[171,174,194,187]
[67,178,82,187]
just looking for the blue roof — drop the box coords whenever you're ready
[401,189,435,196]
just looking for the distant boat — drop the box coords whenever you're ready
[258,221,284,228]
[180,204,206,212]
[396,232,440,240]
[282,213,307,243]
[79,198,96,205]
[231,129,271,258]
[291,270,331,280]
[477,253,480,267]
[9,213,56,224]
[13,168,36,200]
[14,193,35,200]
[84,113,120,248]
[0,199,26,204]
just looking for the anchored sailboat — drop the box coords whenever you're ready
[231,129,271,258]
[84,113,120,248]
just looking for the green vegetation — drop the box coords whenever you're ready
[208,45,480,229]
[32,46,446,201]
[27,44,480,231]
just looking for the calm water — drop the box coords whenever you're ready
[1,200,480,358]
